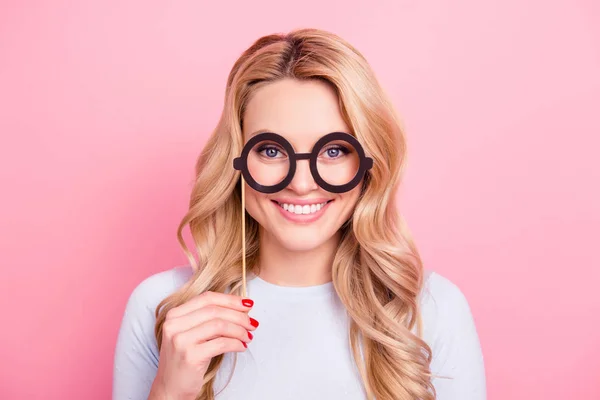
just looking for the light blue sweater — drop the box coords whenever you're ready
[112,266,486,399]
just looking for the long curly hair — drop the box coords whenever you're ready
[154,28,435,400]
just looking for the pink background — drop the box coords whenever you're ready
[1,0,599,399]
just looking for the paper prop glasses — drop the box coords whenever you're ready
[233,131,373,194]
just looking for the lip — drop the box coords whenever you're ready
[271,199,333,224]
[271,197,332,205]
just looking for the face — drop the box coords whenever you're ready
[241,78,363,252]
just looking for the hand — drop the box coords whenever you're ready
[149,291,258,400]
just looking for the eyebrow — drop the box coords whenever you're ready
[247,128,271,139]
[247,128,353,139]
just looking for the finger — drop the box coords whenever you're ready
[166,305,258,334]
[190,337,248,363]
[175,318,253,349]
[167,291,254,319]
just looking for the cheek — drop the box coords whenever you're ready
[241,186,268,222]
[336,189,361,221]
[343,187,361,207]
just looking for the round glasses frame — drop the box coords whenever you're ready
[233,131,374,194]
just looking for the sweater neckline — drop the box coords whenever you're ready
[247,272,335,297]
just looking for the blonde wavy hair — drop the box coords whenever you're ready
[154,28,435,400]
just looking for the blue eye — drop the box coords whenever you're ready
[256,144,285,159]
[327,148,340,157]
[322,145,349,159]
[265,147,278,158]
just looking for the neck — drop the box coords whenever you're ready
[256,228,341,287]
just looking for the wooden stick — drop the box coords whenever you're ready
[241,176,247,298]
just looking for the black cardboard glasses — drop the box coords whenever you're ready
[233,131,373,194]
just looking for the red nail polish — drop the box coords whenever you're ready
[248,331,253,340]
[249,317,259,328]
[242,341,247,348]
[242,298,254,307]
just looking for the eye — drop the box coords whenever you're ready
[256,144,286,159]
[321,144,350,159]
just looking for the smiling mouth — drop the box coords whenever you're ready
[271,199,334,215]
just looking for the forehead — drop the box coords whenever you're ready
[242,78,351,147]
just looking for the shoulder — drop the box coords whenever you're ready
[113,265,195,399]
[114,264,194,360]
[418,270,486,397]
[418,269,481,356]
[125,264,194,313]
[419,270,474,327]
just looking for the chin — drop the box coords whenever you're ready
[274,232,331,252]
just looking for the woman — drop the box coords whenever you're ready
[113,28,486,400]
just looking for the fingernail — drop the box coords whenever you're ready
[249,317,259,328]
[242,298,254,307]
[248,331,253,340]
[242,341,247,348]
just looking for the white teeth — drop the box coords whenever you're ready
[277,201,329,215]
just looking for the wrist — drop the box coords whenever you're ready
[148,381,198,400]
[147,381,166,400]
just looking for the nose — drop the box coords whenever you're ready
[288,158,318,194]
